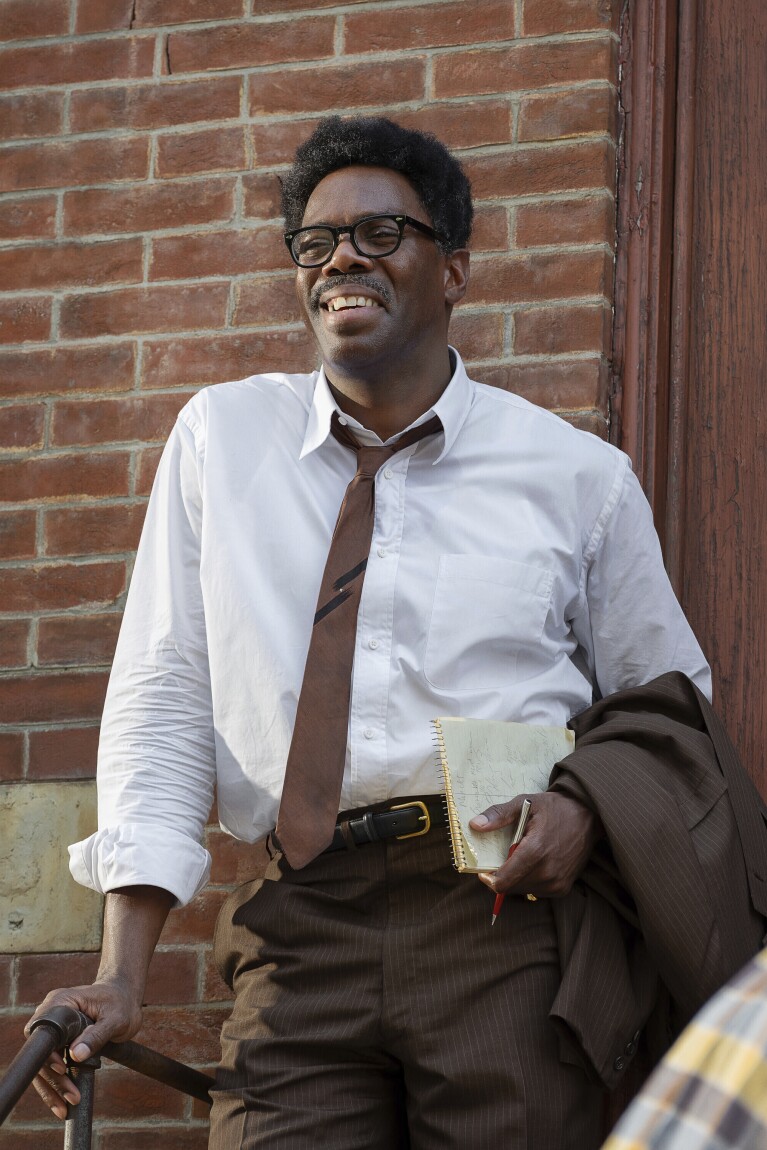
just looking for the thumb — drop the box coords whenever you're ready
[469,796,526,832]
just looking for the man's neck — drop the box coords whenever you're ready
[325,348,454,441]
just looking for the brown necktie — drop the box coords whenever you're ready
[275,410,443,869]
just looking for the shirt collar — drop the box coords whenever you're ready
[299,346,474,464]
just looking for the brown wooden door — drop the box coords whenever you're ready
[614,0,767,792]
[678,0,767,791]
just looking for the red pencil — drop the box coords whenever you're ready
[491,799,532,925]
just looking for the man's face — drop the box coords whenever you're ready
[293,165,463,381]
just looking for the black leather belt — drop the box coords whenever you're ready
[323,796,446,854]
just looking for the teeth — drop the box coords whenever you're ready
[327,296,379,311]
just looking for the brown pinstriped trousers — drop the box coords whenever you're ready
[209,823,603,1149]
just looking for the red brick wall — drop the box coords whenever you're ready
[0,1,620,1143]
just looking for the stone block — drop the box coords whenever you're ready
[0,780,103,952]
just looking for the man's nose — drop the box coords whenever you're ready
[322,235,375,275]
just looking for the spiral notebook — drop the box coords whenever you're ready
[432,717,575,873]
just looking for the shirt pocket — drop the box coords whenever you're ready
[424,555,554,691]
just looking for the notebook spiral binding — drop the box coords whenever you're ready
[432,717,465,871]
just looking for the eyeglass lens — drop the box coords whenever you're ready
[291,216,403,266]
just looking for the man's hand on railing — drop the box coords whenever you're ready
[24,980,143,1119]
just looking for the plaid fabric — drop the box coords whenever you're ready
[604,948,767,1150]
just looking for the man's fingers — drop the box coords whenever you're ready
[469,796,528,831]
[33,1067,81,1119]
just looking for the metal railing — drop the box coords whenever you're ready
[0,1005,214,1149]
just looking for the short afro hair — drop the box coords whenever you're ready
[280,116,473,253]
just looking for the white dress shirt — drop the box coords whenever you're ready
[69,351,711,905]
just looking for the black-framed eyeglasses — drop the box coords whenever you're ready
[284,214,439,268]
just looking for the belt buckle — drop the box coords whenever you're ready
[390,800,431,840]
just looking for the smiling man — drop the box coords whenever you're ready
[28,118,713,1149]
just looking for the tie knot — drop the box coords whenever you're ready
[356,444,394,477]
[331,412,443,475]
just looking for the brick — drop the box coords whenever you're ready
[0,298,51,344]
[0,194,56,240]
[45,504,145,556]
[156,126,247,178]
[0,136,150,194]
[469,249,612,305]
[234,0,370,8]
[70,76,242,133]
[37,613,123,666]
[519,84,616,142]
[0,731,25,780]
[0,561,125,613]
[137,1004,228,1062]
[0,510,37,559]
[477,357,607,410]
[471,205,510,251]
[392,100,512,151]
[100,1132,210,1150]
[0,239,143,292]
[60,284,229,339]
[345,1,514,52]
[160,888,229,944]
[0,618,29,668]
[16,948,197,1006]
[251,117,316,165]
[207,827,269,884]
[564,408,608,437]
[75,0,134,33]
[0,92,64,141]
[0,1129,62,1149]
[0,453,130,502]
[249,58,426,116]
[167,17,335,74]
[64,179,235,239]
[465,139,614,200]
[150,228,284,280]
[523,0,620,36]
[516,194,615,247]
[28,725,100,779]
[0,344,136,398]
[6,1064,185,1121]
[0,403,45,449]
[0,0,69,40]
[134,0,244,23]
[0,36,155,91]
[0,671,109,724]
[136,446,163,494]
[450,311,504,360]
[242,171,282,220]
[232,274,300,327]
[514,303,611,355]
[142,329,314,389]
[433,36,616,98]
[52,393,195,446]
[251,103,511,165]
[0,956,11,1004]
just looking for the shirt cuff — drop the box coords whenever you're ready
[69,823,212,908]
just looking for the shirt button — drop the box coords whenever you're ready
[383,468,394,479]
[377,547,386,558]
[613,1056,626,1072]
[363,728,375,739]
[368,638,379,650]
[338,416,348,426]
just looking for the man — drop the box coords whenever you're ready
[29,117,712,1148]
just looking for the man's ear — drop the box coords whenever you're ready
[444,249,470,306]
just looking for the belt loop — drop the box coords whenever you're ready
[338,819,358,851]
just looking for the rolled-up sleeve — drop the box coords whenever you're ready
[69,411,216,906]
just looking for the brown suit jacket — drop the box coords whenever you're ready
[545,672,767,1090]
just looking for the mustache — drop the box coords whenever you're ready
[309,275,392,313]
